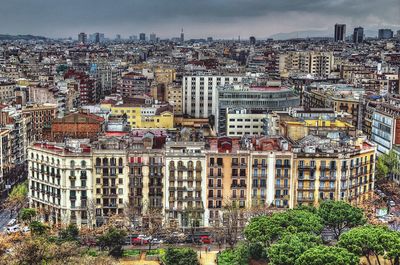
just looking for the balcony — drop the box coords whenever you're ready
[298,165,316,170]
[177,165,187,171]
[297,196,314,202]
[297,186,315,191]
[319,186,335,191]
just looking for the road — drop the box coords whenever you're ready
[0,209,17,231]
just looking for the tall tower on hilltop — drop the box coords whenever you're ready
[180,28,184,42]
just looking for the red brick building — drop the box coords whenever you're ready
[48,111,104,141]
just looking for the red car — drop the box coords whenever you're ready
[132,237,149,245]
[200,235,212,244]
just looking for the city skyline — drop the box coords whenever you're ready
[0,0,399,39]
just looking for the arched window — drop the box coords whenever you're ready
[70,160,75,168]
[81,160,86,168]
[96,158,101,166]
[110,158,116,166]
[118,158,123,167]
[178,161,183,167]
[41,155,44,161]
[31,153,34,159]
[51,158,54,164]
[46,156,49,163]
[57,159,60,165]
[103,158,108,166]
[187,161,193,168]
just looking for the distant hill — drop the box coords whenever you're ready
[0,34,47,41]
[269,29,381,40]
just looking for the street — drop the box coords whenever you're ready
[0,209,17,231]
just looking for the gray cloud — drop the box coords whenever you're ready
[0,0,399,38]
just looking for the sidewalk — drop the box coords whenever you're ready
[198,251,218,265]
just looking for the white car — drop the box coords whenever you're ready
[151,238,164,244]
[7,219,16,226]
[6,225,20,233]
[389,201,396,207]
[22,226,30,233]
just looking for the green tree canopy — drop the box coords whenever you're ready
[96,227,126,257]
[59,224,79,242]
[20,208,36,224]
[376,150,400,181]
[318,200,366,240]
[295,246,359,265]
[29,221,50,236]
[338,225,387,265]
[244,209,323,246]
[163,247,199,265]
[5,181,28,211]
[268,232,322,265]
[381,230,400,265]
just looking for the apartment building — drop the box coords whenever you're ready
[226,109,266,136]
[166,84,183,115]
[92,138,128,226]
[118,72,149,98]
[105,102,174,129]
[27,131,375,229]
[371,98,400,154]
[217,83,300,134]
[164,129,207,228]
[182,74,243,118]
[22,104,57,141]
[28,140,94,227]
[292,135,375,206]
[279,51,334,78]
[0,80,16,103]
[248,137,294,209]
[206,137,249,227]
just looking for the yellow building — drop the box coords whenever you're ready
[155,68,176,85]
[281,119,355,141]
[166,84,182,115]
[102,102,174,129]
[292,135,376,207]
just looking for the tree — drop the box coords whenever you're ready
[218,243,250,265]
[29,221,50,236]
[295,246,359,265]
[163,247,199,265]
[20,208,37,224]
[338,225,387,265]
[268,232,322,265]
[4,237,50,265]
[381,230,400,265]
[59,224,79,242]
[4,181,28,214]
[97,227,127,257]
[318,200,366,240]
[244,209,323,246]
[142,207,163,251]
[219,202,245,249]
[376,150,400,181]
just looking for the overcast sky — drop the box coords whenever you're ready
[1,0,399,39]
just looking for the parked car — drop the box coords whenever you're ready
[22,226,30,233]
[6,225,20,234]
[7,219,16,226]
[150,238,164,244]
[200,235,212,244]
[132,237,149,245]
[389,200,396,207]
